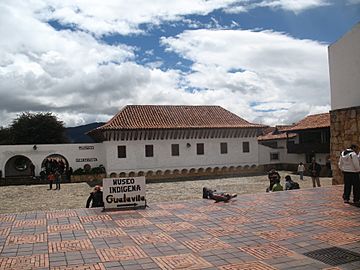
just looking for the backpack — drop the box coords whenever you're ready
[290,182,300,190]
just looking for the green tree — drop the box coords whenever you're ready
[9,112,68,144]
[0,127,11,144]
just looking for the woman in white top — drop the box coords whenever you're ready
[297,162,305,180]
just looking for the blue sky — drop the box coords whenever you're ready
[0,0,359,127]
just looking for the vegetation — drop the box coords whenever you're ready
[0,112,67,145]
[73,165,106,175]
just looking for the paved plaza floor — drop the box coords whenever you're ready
[1,185,360,270]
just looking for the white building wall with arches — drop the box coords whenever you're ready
[0,143,105,177]
[103,137,259,176]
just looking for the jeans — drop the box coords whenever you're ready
[343,172,360,202]
[299,171,304,180]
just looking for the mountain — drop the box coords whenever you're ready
[65,122,105,143]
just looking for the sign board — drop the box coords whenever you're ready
[103,176,146,209]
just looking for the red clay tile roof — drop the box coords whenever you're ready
[95,105,264,130]
[282,112,330,131]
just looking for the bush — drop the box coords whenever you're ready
[73,165,106,175]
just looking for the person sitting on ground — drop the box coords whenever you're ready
[267,169,281,192]
[271,178,283,192]
[284,175,300,190]
[203,187,237,202]
[86,185,104,208]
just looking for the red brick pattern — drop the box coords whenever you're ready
[139,210,173,217]
[86,228,126,239]
[222,216,249,224]
[183,237,232,252]
[315,219,360,229]
[276,209,307,216]
[313,232,360,245]
[79,215,112,223]
[6,233,47,245]
[203,226,243,237]
[321,209,356,217]
[176,213,209,221]
[240,243,293,260]
[255,230,298,241]
[156,222,196,232]
[0,228,10,237]
[267,217,304,227]
[158,203,187,210]
[219,261,277,270]
[0,215,15,223]
[49,239,93,253]
[0,254,48,269]
[194,205,224,213]
[46,211,77,219]
[97,246,147,262]
[115,218,152,227]
[48,223,84,233]
[153,253,212,270]
[130,232,176,245]
[51,263,105,270]
[13,219,46,227]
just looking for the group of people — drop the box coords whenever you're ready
[267,169,300,192]
[339,144,360,204]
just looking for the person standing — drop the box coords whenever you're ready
[297,162,305,180]
[47,172,55,190]
[54,170,61,190]
[308,158,321,188]
[338,144,360,204]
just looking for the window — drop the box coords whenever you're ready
[270,153,279,161]
[145,145,154,157]
[243,142,250,153]
[117,145,126,158]
[171,144,179,156]
[197,143,204,155]
[220,142,228,154]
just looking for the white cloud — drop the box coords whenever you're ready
[0,0,333,128]
[161,28,330,124]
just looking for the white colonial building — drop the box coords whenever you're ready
[0,105,266,181]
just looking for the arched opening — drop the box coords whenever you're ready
[181,169,188,175]
[189,168,196,174]
[137,171,145,176]
[156,170,162,176]
[41,154,69,175]
[129,171,135,177]
[205,167,212,173]
[173,169,179,175]
[119,172,126,177]
[197,168,204,173]
[5,155,33,178]
[109,172,118,178]
[146,171,153,177]
[164,170,171,175]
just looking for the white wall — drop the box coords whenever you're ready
[0,143,105,176]
[329,23,360,110]
[104,137,259,174]
[258,141,305,165]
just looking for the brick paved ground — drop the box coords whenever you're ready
[1,185,360,269]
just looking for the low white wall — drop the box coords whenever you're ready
[0,143,105,177]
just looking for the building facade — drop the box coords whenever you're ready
[0,105,265,181]
[328,22,360,184]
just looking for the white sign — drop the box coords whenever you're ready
[103,176,146,209]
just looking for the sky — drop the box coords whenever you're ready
[0,0,359,127]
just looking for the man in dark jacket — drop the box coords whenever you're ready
[308,158,321,188]
[86,185,104,208]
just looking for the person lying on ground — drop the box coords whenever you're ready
[203,187,237,202]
